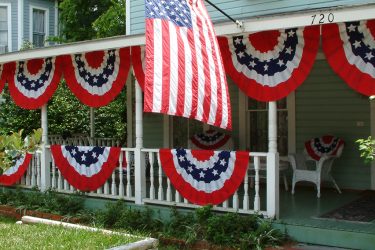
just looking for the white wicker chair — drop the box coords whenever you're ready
[288,136,344,198]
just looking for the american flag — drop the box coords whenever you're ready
[144,0,232,130]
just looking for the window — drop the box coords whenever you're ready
[247,98,288,155]
[32,8,46,47]
[172,117,203,148]
[0,6,8,53]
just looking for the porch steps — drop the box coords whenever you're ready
[273,220,375,250]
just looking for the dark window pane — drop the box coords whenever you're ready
[173,117,188,148]
[248,98,267,110]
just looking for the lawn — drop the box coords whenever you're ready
[0,216,141,250]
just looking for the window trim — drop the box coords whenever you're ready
[243,92,296,155]
[29,5,49,47]
[0,3,12,52]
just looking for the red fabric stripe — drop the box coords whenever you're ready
[0,154,32,186]
[161,20,171,114]
[144,19,155,112]
[176,27,186,117]
[187,28,199,119]
[131,46,145,91]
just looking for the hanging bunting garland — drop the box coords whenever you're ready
[305,136,345,161]
[7,57,63,109]
[51,145,121,191]
[219,26,319,101]
[0,63,6,93]
[159,149,249,205]
[0,154,32,186]
[63,48,131,107]
[322,20,375,96]
[190,130,231,150]
[131,46,145,91]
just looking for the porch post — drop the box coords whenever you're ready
[90,108,95,138]
[127,75,133,148]
[267,101,279,218]
[134,79,146,204]
[40,104,51,191]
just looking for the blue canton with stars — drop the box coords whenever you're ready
[74,50,116,88]
[17,58,53,91]
[232,28,299,76]
[345,22,375,67]
[65,146,105,166]
[175,149,231,183]
[313,138,339,154]
[145,0,192,28]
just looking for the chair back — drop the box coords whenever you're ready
[304,135,344,161]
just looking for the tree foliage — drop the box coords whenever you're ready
[93,0,126,38]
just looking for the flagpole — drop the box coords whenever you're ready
[204,0,243,28]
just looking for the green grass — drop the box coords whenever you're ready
[0,216,141,250]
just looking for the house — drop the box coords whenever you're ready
[0,0,58,53]
[0,0,375,249]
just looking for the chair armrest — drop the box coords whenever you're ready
[316,155,338,172]
[288,154,297,170]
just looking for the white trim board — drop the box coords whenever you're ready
[29,5,50,47]
[0,3,12,52]
[2,3,375,63]
[18,0,23,50]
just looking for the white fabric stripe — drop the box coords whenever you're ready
[180,28,193,118]
[152,19,163,112]
[193,3,218,125]
[359,20,375,49]
[22,60,47,80]
[229,28,305,87]
[339,22,375,78]
[80,53,109,75]
[168,22,179,115]
[190,9,205,121]
[3,155,26,176]
[61,146,110,178]
[196,1,228,128]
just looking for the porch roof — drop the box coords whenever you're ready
[1,3,375,64]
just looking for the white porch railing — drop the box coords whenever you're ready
[48,135,121,147]
[9,146,279,218]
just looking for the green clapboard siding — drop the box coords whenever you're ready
[129,0,375,35]
[295,59,371,190]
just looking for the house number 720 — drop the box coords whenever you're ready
[311,13,334,25]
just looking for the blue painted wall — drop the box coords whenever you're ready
[129,0,375,35]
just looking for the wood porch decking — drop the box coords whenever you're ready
[275,186,375,249]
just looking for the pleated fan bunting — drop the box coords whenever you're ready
[0,154,32,186]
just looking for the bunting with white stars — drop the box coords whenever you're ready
[218,26,320,101]
[131,46,145,91]
[304,136,345,161]
[7,57,63,109]
[51,145,121,191]
[159,149,249,205]
[0,63,5,93]
[322,20,375,96]
[190,129,232,150]
[0,154,32,186]
[63,48,131,107]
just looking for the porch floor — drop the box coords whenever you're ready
[276,186,375,249]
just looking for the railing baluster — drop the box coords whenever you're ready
[26,162,31,186]
[118,152,124,197]
[254,156,261,211]
[184,198,188,204]
[51,157,56,189]
[149,152,155,200]
[57,170,62,191]
[31,155,36,187]
[167,179,172,202]
[233,191,239,210]
[243,166,249,211]
[111,168,117,196]
[126,151,132,197]
[36,154,41,188]
[157,153,164,201]
[175,190,180,203]
[64,179,69,191]
[104,179,110,195]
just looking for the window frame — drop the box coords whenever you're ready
[29,5,49,48]
[0,3,12,52]
[244,92,296,156]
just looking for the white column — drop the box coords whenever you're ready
[127,75,133,148]
[40,104,51,191]
[90,108,95,138]
[267,101,279,218]
[134,80,146,204]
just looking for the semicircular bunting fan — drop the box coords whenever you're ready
[0,154,32,186]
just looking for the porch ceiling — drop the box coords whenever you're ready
[1,3,375,64]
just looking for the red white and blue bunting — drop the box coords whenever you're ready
[159,149,249,205]
[63,48,131,107]
[0,154,32,186]
[0,63,5,93]
[7,57,63,109]
[219,26,320,101]
[190,130,231,150]
[304,136,345,161]
[51,145,121,191]
[322,20,375,96]
[131,46,145,91]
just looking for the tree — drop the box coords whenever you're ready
[59,0,113,42]
[93,0,126,38]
